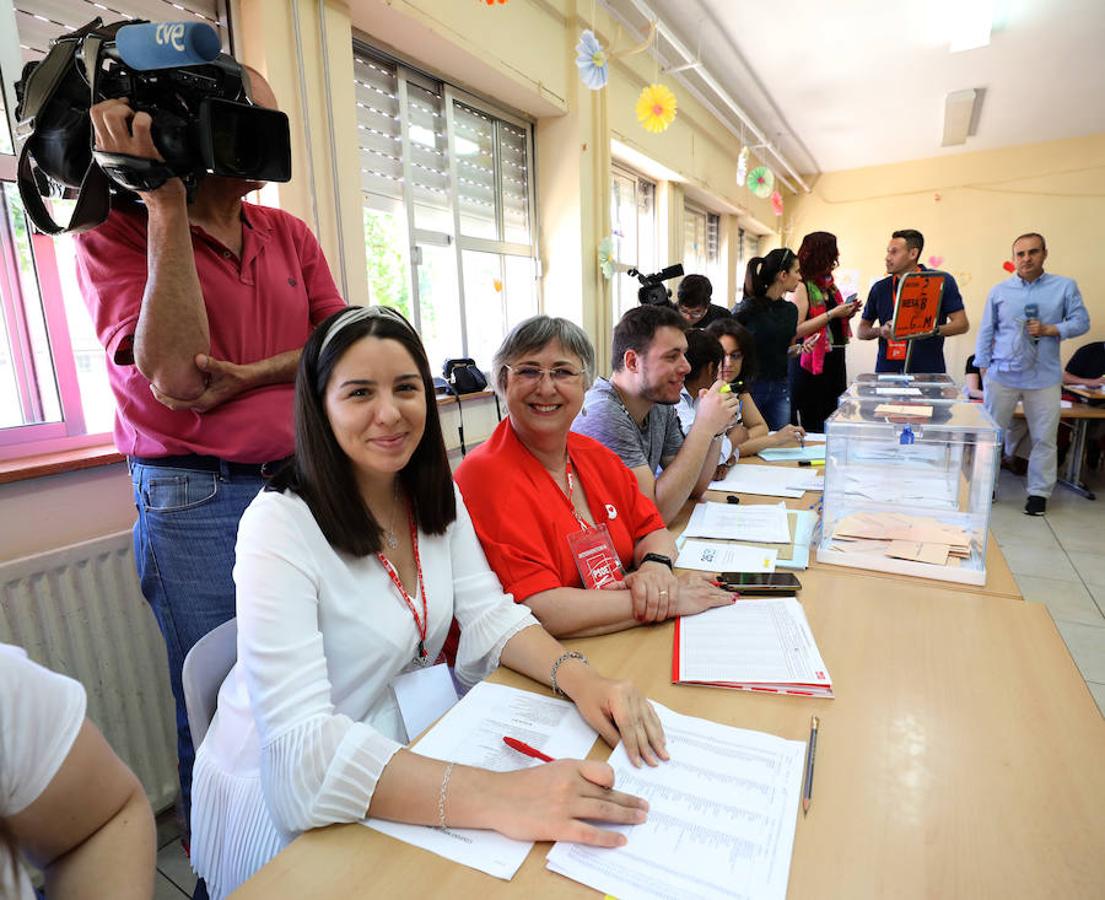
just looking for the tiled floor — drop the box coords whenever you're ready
[991,463,1105,717]
[156,812,197,899]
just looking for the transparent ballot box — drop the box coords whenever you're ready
[816,400,999,586]
[844,381,961,405]
[854,372,956,386]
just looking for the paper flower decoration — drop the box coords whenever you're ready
[598,236,617,280]
[747,165,774,198]
[1002,260,1015,273]
[492,278,503,293]
[575,30,609,90]
[770,189,784,217]
[635,83,677,134]
[928,255,944,268]
[736,146,749,186]
[481,0,508,5]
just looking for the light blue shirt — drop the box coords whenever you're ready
[974,272,1089,390]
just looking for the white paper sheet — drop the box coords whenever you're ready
[677,539,777,573]
[364,682,597,880]
[545,703,805,900]
[708,464,823,497]
[391,663,459,742]
[676,597,832,695]
[683,502,791,543]
[801,432,827,443]
[874,386,923,396]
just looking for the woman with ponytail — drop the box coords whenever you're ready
[733,248,806,431]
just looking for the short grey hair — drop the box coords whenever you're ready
[492,315,596,396]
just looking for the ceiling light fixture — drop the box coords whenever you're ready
[949,0,994,52]
[942,88,982,146]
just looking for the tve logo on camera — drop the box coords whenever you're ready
[154,23,187,52]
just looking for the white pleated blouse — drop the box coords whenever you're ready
[190,485,537,899]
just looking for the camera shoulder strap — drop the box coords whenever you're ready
[15,24,113,234]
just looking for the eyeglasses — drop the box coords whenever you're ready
[505,364,585,384]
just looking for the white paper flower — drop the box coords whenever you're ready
[576,30,609,91]
[598,235,617,279]
[736,146,749,186]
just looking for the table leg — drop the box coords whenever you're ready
[1058,419,1096,500]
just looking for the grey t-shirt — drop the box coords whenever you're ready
[571,377,684,472]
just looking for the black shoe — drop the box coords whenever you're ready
[1025,495,1047,516]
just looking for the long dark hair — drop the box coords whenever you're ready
[705,319,758,385]
[741,247,797,314]
[269,307,456,556]
[798,232,839,282]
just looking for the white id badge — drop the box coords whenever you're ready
[391,663,458,742]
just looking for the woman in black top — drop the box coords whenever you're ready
[733,248,802,430]
[788,232,860,432]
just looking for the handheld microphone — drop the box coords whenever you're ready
[115,22,222,71]
[1024,302,1039,345]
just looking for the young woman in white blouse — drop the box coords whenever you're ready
[190,306,667,898]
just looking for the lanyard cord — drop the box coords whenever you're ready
[564,457,593,531]
[376,509,429,659]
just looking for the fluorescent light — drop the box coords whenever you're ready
[949,0,993,52]
[942,89,979,146]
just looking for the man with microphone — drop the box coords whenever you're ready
[974,233,1089,515]
[72,36,346,836]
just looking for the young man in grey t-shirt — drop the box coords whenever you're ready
[572,305,738,523]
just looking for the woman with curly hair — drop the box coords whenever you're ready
[789,231,859,432]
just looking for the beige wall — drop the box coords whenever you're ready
[787,133,1105,381]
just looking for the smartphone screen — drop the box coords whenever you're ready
[719,572,802,588]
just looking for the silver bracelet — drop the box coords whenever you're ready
[550,650,587,697]
[437,761,456,830]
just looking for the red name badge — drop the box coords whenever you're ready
[886,338,908,361]
[566,524,625,590]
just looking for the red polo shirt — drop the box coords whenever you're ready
[455,418,666,602]
[74,202,346,462]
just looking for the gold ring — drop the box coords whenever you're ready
[659,590,669,598]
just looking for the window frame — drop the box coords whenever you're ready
[354,41,540,360]
[0,0,232,459]
[609,163,657,325]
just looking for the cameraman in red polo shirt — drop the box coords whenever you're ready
[73,69,346,839]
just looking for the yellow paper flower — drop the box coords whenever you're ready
[635,83,677,134]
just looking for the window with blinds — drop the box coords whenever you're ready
[12,1,228,62]
[353,44,538,370]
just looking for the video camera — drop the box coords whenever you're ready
[627,263,684,306]
[13,17,292,234]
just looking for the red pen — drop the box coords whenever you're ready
[502,736,554,763]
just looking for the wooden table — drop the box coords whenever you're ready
[237,571,1105,899]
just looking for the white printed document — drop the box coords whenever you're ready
[364,682,597,879]
[545,702,805,900]
[677,539,777,573]
[875,386,922,396]
[674,597,833,697]
[708,464,823,498]
[683,502,791,543]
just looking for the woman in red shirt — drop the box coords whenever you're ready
[455,316,731,638]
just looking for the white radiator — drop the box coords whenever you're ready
[0,530,179,812]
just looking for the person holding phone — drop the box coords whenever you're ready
[789,232,859,433]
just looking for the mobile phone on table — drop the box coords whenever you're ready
[718,572,802,594]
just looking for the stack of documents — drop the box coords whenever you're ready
[364,682,598,879]
[677,502,818,572]
[829,512,972,567]
[545,702,805,900]
[673,598,833,697]
[708,463,824,497]
[874,402,934,418]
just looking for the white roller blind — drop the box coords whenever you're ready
[14,0,227,62]
[499,119,530,244]
[454,101,496,239]
[353,51,403,204]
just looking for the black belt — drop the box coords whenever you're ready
[130,453,288,478]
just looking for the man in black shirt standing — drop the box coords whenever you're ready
[1064,340,1105,468]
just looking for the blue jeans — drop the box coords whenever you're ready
[750,378,791,432]
[130,460,265,826]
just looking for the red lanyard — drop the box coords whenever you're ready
[376,509,428,659]
[564,457,592,531]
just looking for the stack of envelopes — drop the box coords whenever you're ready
[829,512,972,567]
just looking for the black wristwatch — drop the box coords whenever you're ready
[640,552,674,572]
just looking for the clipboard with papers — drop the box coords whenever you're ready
[672,597,833,698]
